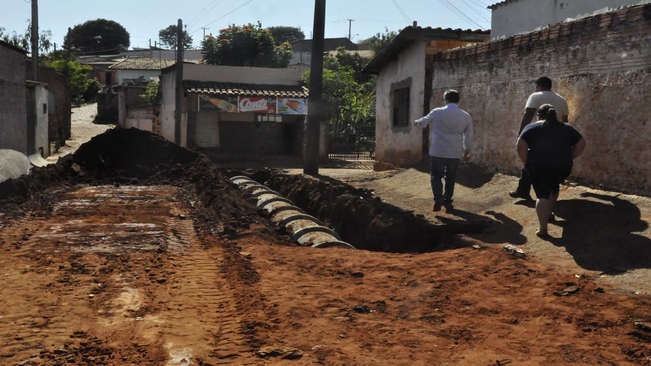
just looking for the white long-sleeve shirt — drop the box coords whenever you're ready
[415,103,473,159]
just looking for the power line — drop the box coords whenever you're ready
[467,0,490,8]
[192,0,255,34]
[188,0,224,30]
[187,0,218,28]
[459,0,491,22]
[391,0,411,24]
[437,0,485,29]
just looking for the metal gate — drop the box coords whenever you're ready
[327,123,375,161]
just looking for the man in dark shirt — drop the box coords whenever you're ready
[516,104,586,237]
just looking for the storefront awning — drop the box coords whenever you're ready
[183,81,308,98]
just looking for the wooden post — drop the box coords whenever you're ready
[304,0,326,175]
[31,0,38,81]
[175,19,184,145]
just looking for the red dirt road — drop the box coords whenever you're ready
[1,129,650,365]
[1,182,650,365]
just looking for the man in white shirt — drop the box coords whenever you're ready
[510,76,569,201]
[415,90,473,212]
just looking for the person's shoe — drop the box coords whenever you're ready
[509,191,534,201]
[433,202,442,212]
[444,202,454,211]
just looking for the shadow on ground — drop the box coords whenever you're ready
[414,162,496,189]
[203,151,373,170]
[438,209,528,245]
[545,192,651,271]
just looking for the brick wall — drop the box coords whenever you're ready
[429,3,651,194]
[126,105,159,133]
[100,86,146,123]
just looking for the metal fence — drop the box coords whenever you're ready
[327,123,375,162]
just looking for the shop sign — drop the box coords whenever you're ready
[277,97,308,115]
[238,96,277,114]
[198,95,238,112]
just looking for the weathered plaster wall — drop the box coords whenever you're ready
[375,41,427,166]
[25,62,72,143]
[0,43,27,153]
[160,71,177,144]
[431,4,651,193]
[33,85,49,157]
[125,105,159,132]
[490,0,648,39]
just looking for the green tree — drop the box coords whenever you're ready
[0,22,52,55]
[301,54,375,139]
[267,26,305,45]
[325,47,373,84]
[43,59,98,103]
[202,22,292,68]
[158,25,194,50]
[140,80,161,104]
[360,28,398,55]
[65,19,130,55]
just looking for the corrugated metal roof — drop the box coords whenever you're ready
[183,80,308,98]
[109,57,204,70]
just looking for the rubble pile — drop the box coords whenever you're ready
[0,128,259,232]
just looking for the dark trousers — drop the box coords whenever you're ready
[515,168,532,196]
[430,156,460,203]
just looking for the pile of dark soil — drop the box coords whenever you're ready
[73,128,197,182]
[0,128,259,232]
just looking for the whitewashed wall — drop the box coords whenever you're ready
[375,41,427,166]
[490,0,648,39]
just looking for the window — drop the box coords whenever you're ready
[392,87,410,127]
[256,114,283,123]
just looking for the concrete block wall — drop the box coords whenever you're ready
[0,43,28,153]
[126,105,159,133]
[429,3,651,194]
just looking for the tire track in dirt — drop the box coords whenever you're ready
[0,185,255,365]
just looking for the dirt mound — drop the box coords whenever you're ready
[73,128,197,182]
[0,128,260,233]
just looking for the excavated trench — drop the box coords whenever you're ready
[0,128,486,254]
[222,170,489,253]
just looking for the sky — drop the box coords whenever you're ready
[0,0,494,50]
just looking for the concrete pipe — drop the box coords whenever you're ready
[229,176,355,250]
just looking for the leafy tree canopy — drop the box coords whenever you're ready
[65,19,130,55]
[324,47,372,84]
[360,28,398,55]
[43,59,99,103]
[266,26,305,45]
[202,22,292,68]
[301,49,375,133]
[158,25,194,50]
[0,22,52,55]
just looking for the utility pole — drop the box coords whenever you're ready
[31,0,39,81]
[175,18,184,146]
[304,0,326,175]
[347,18,354,40]
[201,27,209,39]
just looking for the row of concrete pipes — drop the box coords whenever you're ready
[230,176,355,250]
